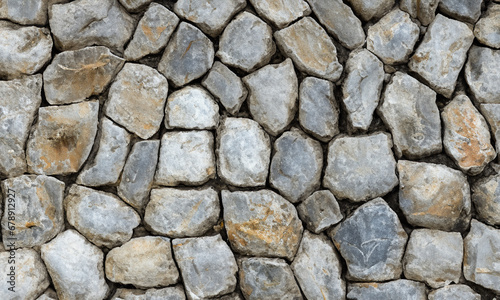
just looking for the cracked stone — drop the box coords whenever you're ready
[428,285,481,300]
[347,280,427,300]
[465,46,500,104]
[346,0,395,21]
[439,0,482,23]
[249,0,310,29]
[474,4,500,49]
[472,174,500,226]
[111,285,186,300]
[0,0,49,25]
[297,190,343,234]
[400,0,440,25]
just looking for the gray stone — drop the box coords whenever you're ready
[41,230,108,300]
[291,231,345,300]
[275,17,343,81]
[297,190,343,233]
[398,160,471,231]
[202,61,248,115]
[428,285,481,300]
[367,9,420,65]
[217,12,275,72]
[400,0,439,25]
[0,0,49,25]
[105,63,169,139]
[378,72,441,159]
[298,77,339,142]
[239,257,302,300]
[155,131,215,186]
[1,175,64,249]
[118,0,152,12]
[0,75,42,177]
[480,104,500,158]
[465,46,500,104]
[216,292,242,300]
[474,4,500,49]
[324,133,398,202]
[342,49,384,131]
[473,175,500,226]
[347,280,427,300]
[0,21,52,79]
[173,235,238,299]
[409,14,473,98]
[217,118,271,187]
[222,190,303,260]
[439,0,482,23]
[111,285,186,300]
[36,288,58,300]
[249,0,310,29]
[346,0,395,21]
[124,3,179,61]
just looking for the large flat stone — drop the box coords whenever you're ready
[472,174,500,226]
[474,4,500,49]
[347,280,427,300]
[249,0,310,28]
[465,46,500,104]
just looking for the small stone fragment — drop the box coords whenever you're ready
[400,0,440,25]
[118,0,152,12]
[0,0,48,25]
[111,285,186,300]
[465,46,500,104]
[439,0,482,23]
[480,104,500,158]
[472,174,500,226]
[297,190,343,233]
[474,4,500,49]
[37,288,58,300]
[346,0,395,21]
[428,285,481,300]
[347,280,427,300]
[249,0,310,29]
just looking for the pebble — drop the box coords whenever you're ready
[249,0,310,29]
[465,46,500,104]
[346,0,395,21]
[0,0,48,25]
[347,280,427,300]
[400,0,439,25]
[474,4,500,49]
[472,174,500,226]
[111,285,186,300]
[297,190,343,233]
[439,0,482,23]
[428,285,481,300]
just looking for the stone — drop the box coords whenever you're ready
[347,280,427,300]
[155,131,215,186]
[408,14,473,98]
[324,133,398,202]
[76,118,131,186]
[0,75,42,177]
[105,63,168,139]
[217,12,275,72]
[403,229,463,288]
[398,160,471,231]
[173,235,238,299]
[270,128,323,202]
[378,72,441,159]
[400,0,439,25]
[346,0,395,21]
[165,86,219,130]
[243,59,298,136]
[463,219,500,293]
[1,175,64,249]
[49,0,135,52]
[158,22,214,87]
[465,46,500,104]
[474,4,500,49]
[428,285,481,300]
[274,17,343,81]
[439,0,482,23]
[111,286,186,300]
[174,0,245,37]
[472,174,500,226]
[291,231,345,300]
[65,185,140,248]
[297,190,343,233]
[41,230,108,300]
[217,293,243,300]
[342,49,385,131]
[306,0,364,49]
[249,0,310,28]
[202,61,248,115]
[480,104,500,158]
[217,118,271,187]
[43,46,124,105]
[118,140,159,211]
[37,288,58,300]
[0,0,49,25]
[442,95,496,175]
[106,236,179,288]
[298,76,339,142]
[145,187,220,238]
[26,101,99,175]
[222,190,303,260]
[367,9,420,65]
[0,21,52,79]
[118,0,152,12]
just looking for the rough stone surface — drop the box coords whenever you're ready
[400,0,440,25]
[346,0,395,21]
[347,280,427,300]
[480,103,500,158]
[118,0,152,12]
[111,285,186,300]
[36,288,58,300]
[439,0,482,23]
[297,190,343,233]
[428,285,481,300]
[249,0,310,29]
[474,4,500,49]
[0,0,49,25]
[465,46,500,104]
[472,174,500,226]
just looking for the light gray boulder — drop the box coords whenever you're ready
[465,46,500,104]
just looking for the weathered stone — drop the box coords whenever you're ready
[275,17,343,81]
[367,9,420,65]
[332,198,407,281]
[0,75,42,177]
[105,63,168,139]
[0,21,52,79]
[118,0,152,12]
[158,22,214,87]
[292,231,345,300]
[439,0,482,23]
[442,95,496,175]
[472,174,500,226]
[474,4,500,49]
[347,280,427,300]
[400,0,439,25]
[216,293,243,300]
[41,230,108,300]
[342,49,384,131]
[465,46,500,104]
[239,257,302,300]
[480,104,500,158]
[378,72,441,158]
[165,86,219,130]
[111,285,186,300]
[428,285,481,300]
[409,14,473,98]
[26,101,99,175]
[173,235,237,299]
[297,190,343,233]
[0,0,48,25]
[249,0,310,29]
[346,0,395,21]
[398,160,471,231]
[217,12,275,72]
[36,288,58,300]
[217,118,270,187]
[222,190,303,260]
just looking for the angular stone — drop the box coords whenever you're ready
[472,174,500,226]
[165,86,219,130]
[217,12,275,72]
[347,280,427,300]
[222,190,303,260]
[275,17,343,81]
[0,75,42,177]
[249,0,310,28]
[428,285,481,300]
[409,14,473,98]
[158,22,214,87]
[291,231,345,300]
[118,0,152,12]
[0,21,52,79]
[26,101,99,175]
[105,63,168,139]
[378,72,441,158]
[465,46,500,104]
[111,286,186,300]
[480,104,500,158]
[367,9,420,65]
[442,95,496,175]
[297,190,343,233]
[474,4,500,49]
[346,0,395,21]
[342,49,384,131]
[217,118,270,187]
[106,236,179,288]
[439,0,482,23]
[41,230,108,300]
[173,235,238,299]
[400,0,439,25]
[0,0,48,25]
[398,160,471,231]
